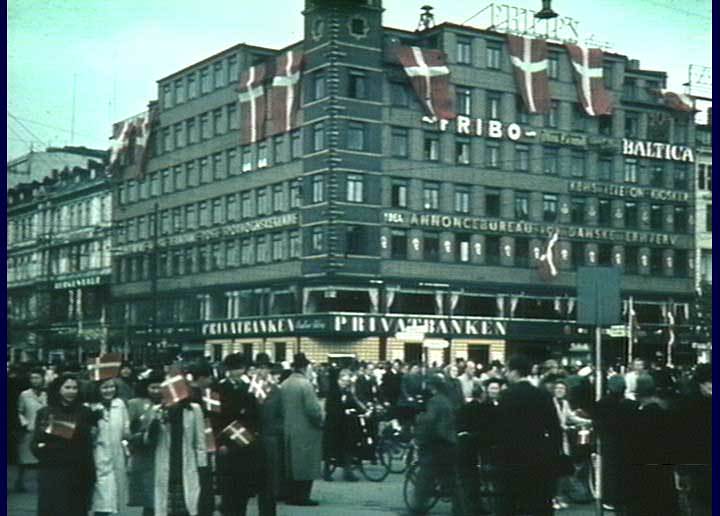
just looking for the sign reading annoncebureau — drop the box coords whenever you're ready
[383,211,681,246]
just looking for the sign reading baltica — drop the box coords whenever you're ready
[622,139,694,162]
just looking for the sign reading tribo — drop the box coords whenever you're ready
[424,115,535,141]
[622,139,694,163]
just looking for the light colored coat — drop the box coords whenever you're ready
[17,388,47,465]
[280,372,324,481]
[91,398,130,514]
[151,403,207,516]
[553,397,591,455]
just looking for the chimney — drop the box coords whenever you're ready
[627,59,640,70]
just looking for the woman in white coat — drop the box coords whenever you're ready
[15,368,47,492]
[146,397,206,516]
[91,378,130,516]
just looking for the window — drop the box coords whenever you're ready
[291,130,302,159]
[625,201,638,228]
[625,111,639,138]
[548,52,560,79]
[228,103,238,130]
[456,138,470,164]
[424,134,439,161]
[391,230,407,259]
[256,236,269,263]
[257,144,268,168]
[598,158,612,182]
[312,72,326,101]
[347,174,364,203]
[650,204,663,230]
[187,73,197,99]
[391,180,408,208]
[272,233,284,261]
[311,227,324,253]
[186,205,197,229]
[347,122,367,151]
[598,115,612,136]
[199,157,210,183]
[312,122,325,152]
[623,77,637,98]
[515,192,529,220]
[424,232,440,262]
[150,173,160,196]
[199,202,210,227]
[240,238,253,265]
[675,119,688,144]
[350,17,366,36]
[273,136,284,164]
[174,79,185,104]
[227,194,239,221]
[650,248,663,275]
[225,240,239,269]
[603,63,614,89]
[257,188,269,215]
[200,67,211,94]
[289,231,300,258]
[598,244,613,266]
[571,151,585,178]
[486,91,501,119]
[651,164,664,187]
[515,238,529,268]
[625,246,639,274]
[457,37,472,64]
[213,153,224,180]
[543,194,558,222]
[515,95,529,124]
[543,147,559,175]
[213,109,223,135]
[200,113,210,140]
[515,145,529,171]
[571,198,586,225]
[186,119,197,145]
[162,127,171,153]
[390,82,409,107]
[212,199,224,225]
[163,84,172,109]
[241,147,252,172]
[674,165,688,190]
[228,56,239,82]
[706,203,713,232]
[486,143,499,168]
[162,169,173,193]
[423,182,440,211]
[174,123,184,148]
[673,206,688,233]
[456,233,471,262]
[312,175,324,203]
[486,42,501,69]
[348,70,368,99]
[485,188,500,217]
[598,199,611,225]
[455,187,470,214]
[457,87,472,116]
[545,100,559,128]
[391,127,408,157]
[272,185,285,212]
[572,242,584,269]
[572,104,585,132]
[227,149,238,176]
[674,249,688,277]
[624,158,638,183]
[290,181,301,209]
[486,236,500,265]
[241,192,252,218]
[213,62,225,88]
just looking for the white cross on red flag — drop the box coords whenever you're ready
[202,388,222,413]
[506,35,550,114]
[537,230,560,281]
[249,377,275,404]
[396,45,455,121]
[655,89,695,112]
[268,49,303,136]
[220,420,256,447]
[45,414,77,440]
[238,64,268,145]
[108,109,156,177]
[565,44,613,117]
[87,353,123,382]
[160,375,191,406]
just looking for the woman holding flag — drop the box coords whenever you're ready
[32,372,98,516]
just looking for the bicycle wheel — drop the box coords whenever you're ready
[403,463,440,514]
[384,439,410,474]
[359,446,391,482]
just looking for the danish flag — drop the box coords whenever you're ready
[506,35,550,114]
[396,46,455,122]
[221,420,256,447]
[45,414,77,440]
[238,64,268,144]
[565,44,613,116]
[268,49,303,136]
[202,388,221,413]
[160,375,191,406]
[538,230,559,281]
[653,89,695,112]
[108,109,155,177]
[87,353,123,382]
[249,376,275,404]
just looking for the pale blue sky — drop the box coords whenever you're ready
[7,0,711,161]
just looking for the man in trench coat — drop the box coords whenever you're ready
[280,353,324,506]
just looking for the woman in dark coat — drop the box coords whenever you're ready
[32,373,99,516]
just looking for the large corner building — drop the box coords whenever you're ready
[109,0,701,366]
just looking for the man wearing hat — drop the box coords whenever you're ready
[216,353,261,516]
[280,353,324,506]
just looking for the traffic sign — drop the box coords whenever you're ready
[605,325,628,338]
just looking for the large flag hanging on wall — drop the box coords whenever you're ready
[565,44,613,116]
[108,109,155,176]
[238,64,269,145]
[396,46,455,121]
[268,50,303,136]
[506,35,550,114]
[537,230,559,281]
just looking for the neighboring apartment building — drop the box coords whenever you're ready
[7,161,113,363]
[109,0,699,366]
[7,146,106,190]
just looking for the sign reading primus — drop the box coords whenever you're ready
[622,139,694,163]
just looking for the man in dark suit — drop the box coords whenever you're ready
[495,354,562,516]
[215,353,262,516]
[355,362,380,406]
[380,360,403,405]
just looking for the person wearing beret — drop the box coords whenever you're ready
[280,353,324,506]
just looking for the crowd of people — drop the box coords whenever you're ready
[7,351,712,516]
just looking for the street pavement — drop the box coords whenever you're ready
[7,465,597,515]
